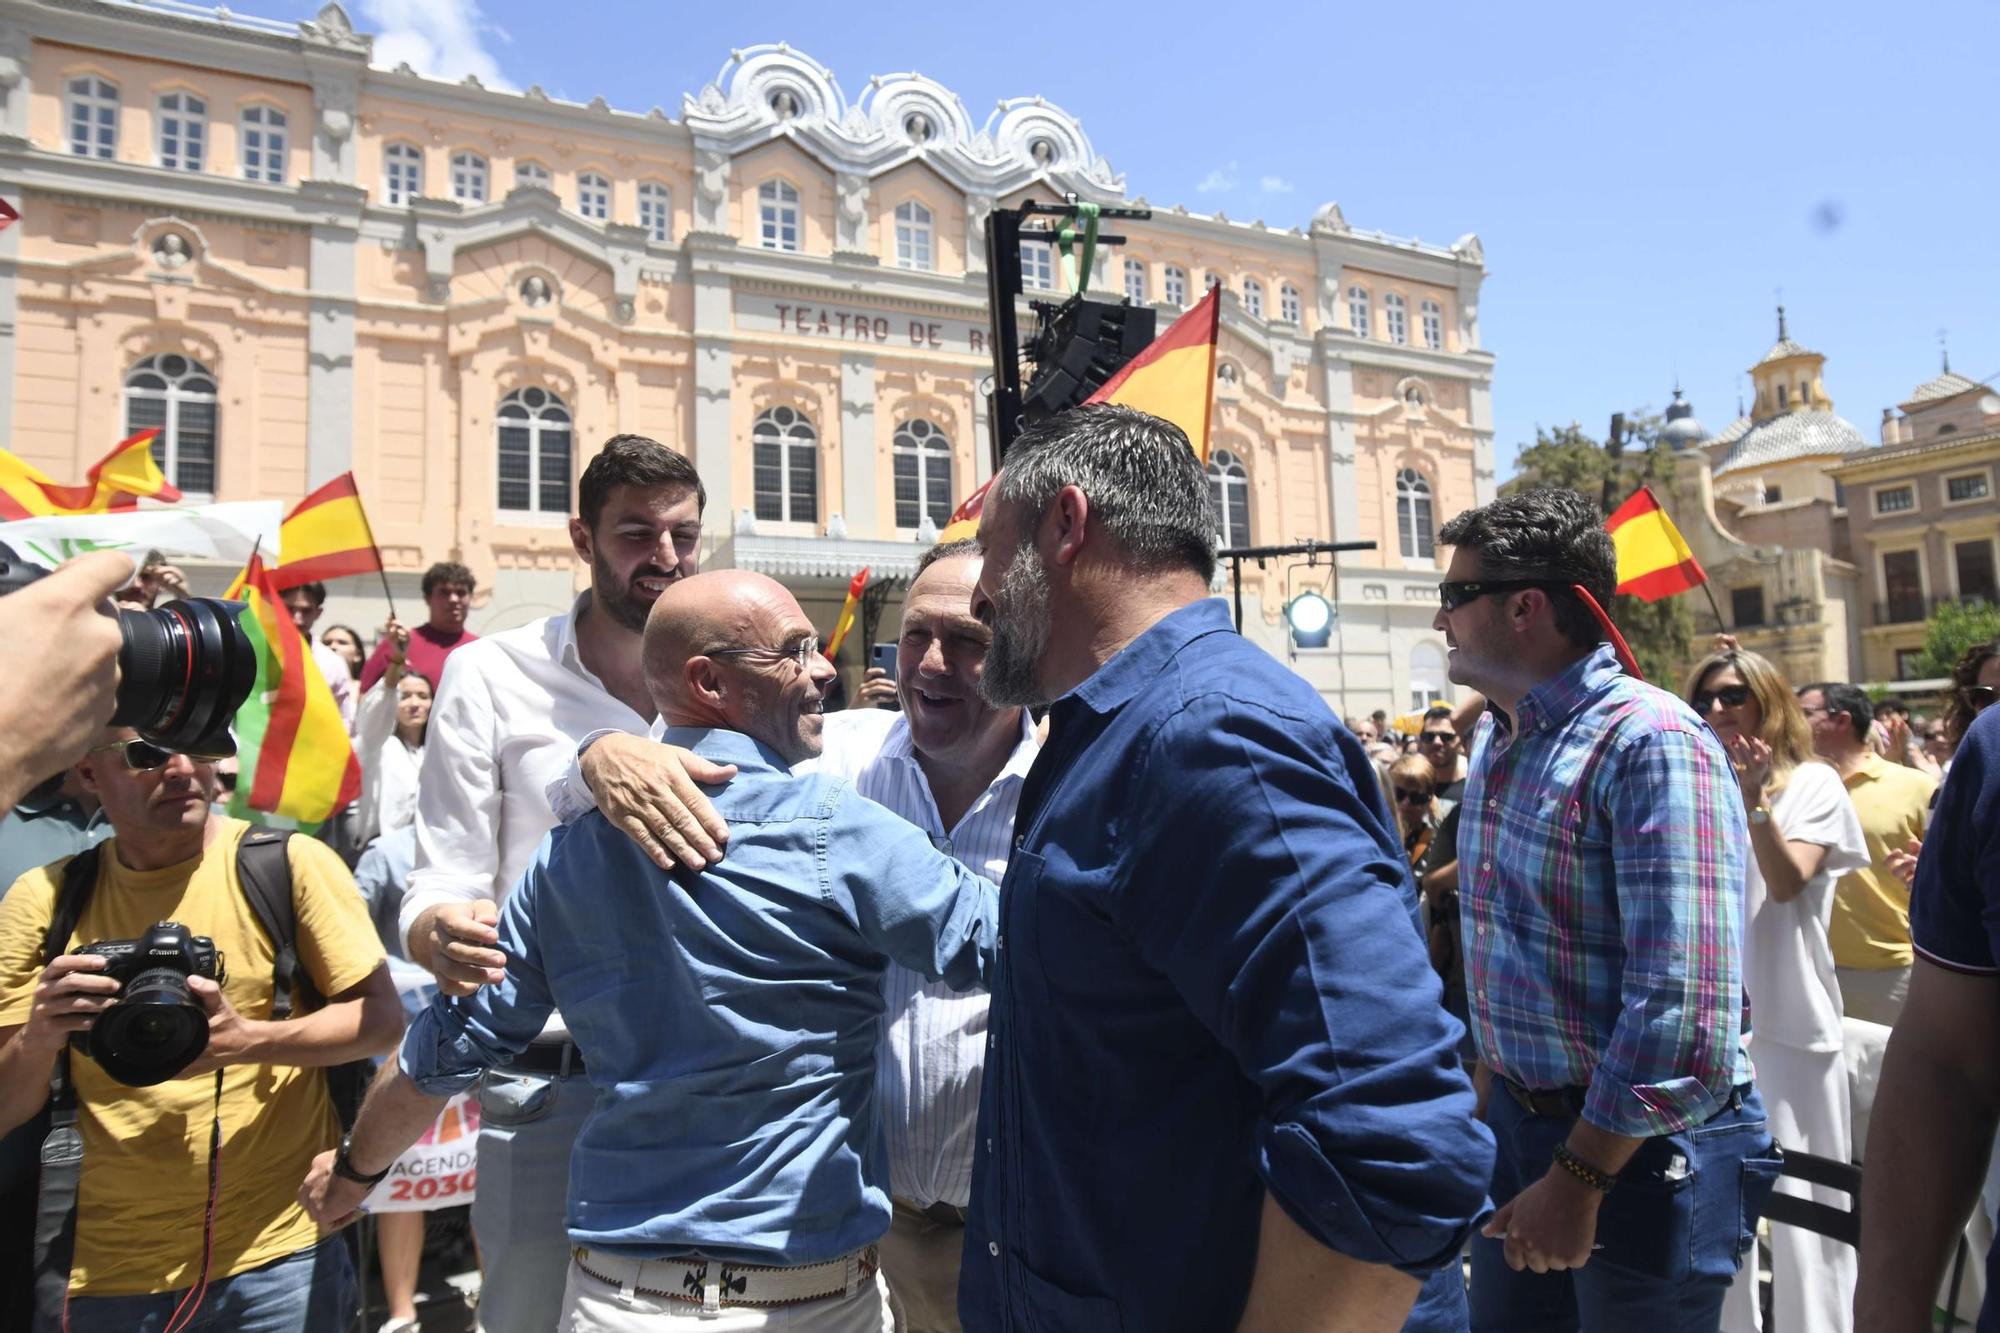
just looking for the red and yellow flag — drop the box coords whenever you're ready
[1085,284,1220,460]
[227,554,361,827]
[937,477,992,544]
[824,567,869,661]
[1607,485,1707,602]
[0,430,181,520]
[268,473,384,589]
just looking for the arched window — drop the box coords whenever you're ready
[1420,299,1444,350]
[759,180,800,251]
[1124,259,1148,305]
[124,355,218,497]
[893,419,954,529]
[752,406,818,525]
[450,152,487,203]
[156,92,205,172]
[1348,286,1371,338]
[1242,278,1265,320]
[67,76,119,159]
[515,159,551,191]
[1204,271,1222,291]
[1207,450,1250,548]
[1396,467,1435,561]
[894,200,934,271]
[1164,266,1188,309]
[637,182,671,243]
[240,105,286,183]
[495,386,573,515]
[382,141,422,205]
[1384,293,1408,345]
[1279,282,1301,325]
[576,172,610,221]
[1020,239,1055,290]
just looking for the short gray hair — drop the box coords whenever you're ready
[991,405,1216,581]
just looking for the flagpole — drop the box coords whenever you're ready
[1698,579,1726,635]
[350,479,397,622]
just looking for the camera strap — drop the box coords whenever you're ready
[28,846,99,1330]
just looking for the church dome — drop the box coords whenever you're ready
[1658,388,1710,452]
[1713,409,1871,478]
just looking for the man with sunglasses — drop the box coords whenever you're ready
[304,570,1000,1330]
[393,435,732,1333]
[0,729,397,1331]
[1795,681,1934,1028]
[1432,487,1773,1330]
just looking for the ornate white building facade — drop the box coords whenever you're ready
[0,1,1498,713]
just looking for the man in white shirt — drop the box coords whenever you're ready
[553,539,1033,1331]
[395,434,730,1333]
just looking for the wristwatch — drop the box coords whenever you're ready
[332,1132,391,1188]
[1749,805,1771,826]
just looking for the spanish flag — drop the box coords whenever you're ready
[267,473,385,590]
[825,567,869,661]
[1084,284,1220,461]
[1607,485,1707,602]
[228,553,361,828]
[0,430,181,520]
[938,477,992,544]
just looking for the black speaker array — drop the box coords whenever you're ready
[1020,296,1158,425]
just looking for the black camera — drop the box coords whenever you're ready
[0,551,257,762]
[73,922,225,1087]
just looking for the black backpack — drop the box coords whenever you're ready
[30,828,370,1327]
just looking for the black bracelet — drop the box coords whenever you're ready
[332,1132,392,1188]
[1553,1144,1617,1194]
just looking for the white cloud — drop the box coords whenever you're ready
[1259,175,1295,194]
[1196,162,1239,193]
[360,0,514,90]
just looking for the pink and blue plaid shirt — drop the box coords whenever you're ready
[1460,644,1751,1138]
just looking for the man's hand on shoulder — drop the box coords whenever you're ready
[425,899,506,997]
[580,733,735,870]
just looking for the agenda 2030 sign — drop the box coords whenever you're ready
[363,1093,480,1213]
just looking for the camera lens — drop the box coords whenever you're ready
[111,598,257,761]
[86,966,209,1087]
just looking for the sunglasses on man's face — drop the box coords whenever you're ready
[87,739,177,772]
[1393,787,1433,806]
[1420,730,1457,746]
[1692,685,1753,713]
[1436,579,1556,612]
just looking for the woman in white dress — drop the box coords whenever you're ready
[1693,647,1868,1333]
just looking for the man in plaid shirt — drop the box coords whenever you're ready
[1433,487,1778,1331]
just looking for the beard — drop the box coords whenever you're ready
[978,541,1053,709]
[592,551,671,633]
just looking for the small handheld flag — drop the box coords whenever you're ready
[825,567,869,661]
[0,430,181,520]
[229,554,362,828]
[1607,486,1707,602]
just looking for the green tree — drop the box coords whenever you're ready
[1503,412,1694,685]
[1915,598,2000,679]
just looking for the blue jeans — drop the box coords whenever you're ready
[64,1235,355,1333]
[1468,1085,1779,1333]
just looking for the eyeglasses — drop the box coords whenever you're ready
[1436,579,1557,612]
[87,739,176,772]
[1393,787,1433,805]
[1419,730,1458,745]
[1965,685,1999,712]
[706,636,822,673]
[1692,685,1754,713]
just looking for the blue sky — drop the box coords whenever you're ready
[360,0,2000,477]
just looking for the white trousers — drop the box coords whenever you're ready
[1722,1036,1854,1333]
[558,1258,894,1331]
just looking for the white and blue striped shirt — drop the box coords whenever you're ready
[808,707,1037,1208]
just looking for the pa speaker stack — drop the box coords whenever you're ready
[1020,297,1157,426]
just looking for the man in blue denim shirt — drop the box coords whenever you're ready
[302,570,1000,1331]
[960,405,1493,1332]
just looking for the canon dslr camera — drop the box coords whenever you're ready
[74,922,225,1086]
[0,549,256,764]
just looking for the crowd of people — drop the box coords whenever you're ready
[0,405,1995,1332]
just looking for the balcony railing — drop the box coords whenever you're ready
[1875,594,1997,625]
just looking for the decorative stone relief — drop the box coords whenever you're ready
[965,195,994,274]
[835,173,868,252]
[152,232,194,269]
[693,148,729,233]
[520,275,553,308]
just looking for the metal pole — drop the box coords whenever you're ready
[1231,558,1244,632]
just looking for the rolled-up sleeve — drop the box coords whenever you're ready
[1116,700,1493,1275]
[399,850,557,1096]
[1585,726,1746,1136]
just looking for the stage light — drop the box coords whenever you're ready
[1285,592,1334,648]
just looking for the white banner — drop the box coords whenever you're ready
[361,1092,480,1214]
[0,501,282,568]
